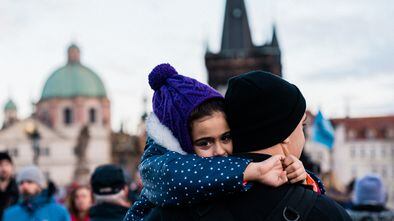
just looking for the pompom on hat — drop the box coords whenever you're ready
[149,64,178,90]
[149,63,223,153]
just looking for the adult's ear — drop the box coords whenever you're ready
[282,137,290,144]
[280,138,291,156]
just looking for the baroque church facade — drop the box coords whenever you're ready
[0,44,111,186]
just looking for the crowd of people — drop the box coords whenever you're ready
[1,65,393,221]
[0,152,140,221]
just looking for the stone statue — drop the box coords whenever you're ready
[73,125,90,184]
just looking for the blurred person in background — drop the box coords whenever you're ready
[2,165,70,221]
[90,164,130,221]
[0,152,18,218]
[347,174,394,220]
[68,185,93,221]
[322,171,353,209]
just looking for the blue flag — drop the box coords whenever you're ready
[312,110,335,149]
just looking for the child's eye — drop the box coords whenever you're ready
[221,133,232,142]
[195,140,211,148]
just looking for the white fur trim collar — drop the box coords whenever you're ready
[146,112,187,155]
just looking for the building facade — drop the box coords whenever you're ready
[0,44,111,186]
[305,115,394,209]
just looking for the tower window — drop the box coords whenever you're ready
[89,108,96,123]
[64,108,73,125]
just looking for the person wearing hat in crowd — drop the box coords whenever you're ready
[68,185,93,221]
[123,64,319,221]
[347,174,394,220]
[0,152,19,218]
[2,165,70,221]
[90,164,130,221]
[145,71,351,221]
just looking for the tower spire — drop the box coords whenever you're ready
[220,0,253,53]
[271,24,279,47]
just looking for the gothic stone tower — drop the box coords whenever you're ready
[205,0,282,92]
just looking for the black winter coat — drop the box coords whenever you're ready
[0,178,19,218]
[90,202,129,221]
[145,153,352,221]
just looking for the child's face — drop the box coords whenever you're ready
[191,111,233,157]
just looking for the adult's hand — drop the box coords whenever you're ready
[281,146,307,184]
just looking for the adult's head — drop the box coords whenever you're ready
[225,71,306,157]
[68,186,93,216]
[90,164,128,206]
[148,63,227,154]
[0,152,14,181]
[353,174,387,206]
[16,165,46,198]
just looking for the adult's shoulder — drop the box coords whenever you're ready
[2,204,25,221]
[146,200,234,221]
[45,201,69,215]
[309,193,352,221]
[145,184,352,221]
[3,204,23,215]
[144,183,291,221]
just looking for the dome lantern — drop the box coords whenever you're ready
[40,44,107,101]
[67,43,81,64]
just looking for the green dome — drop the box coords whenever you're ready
[41,63,107,100]
[4,99,17,111]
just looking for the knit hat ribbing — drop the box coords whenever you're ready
[0,151,12,164]
[16,165,46,188]
[225,71,306,153]
[149,63,223,153]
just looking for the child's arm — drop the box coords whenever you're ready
[123,195,154,221]
[140,139,287,207]
[140,141,250,207]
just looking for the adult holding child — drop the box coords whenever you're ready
[145,70,351,221]
[124,64,310,221]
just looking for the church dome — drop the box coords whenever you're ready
[4,99,17,111]
[40,44,107,101]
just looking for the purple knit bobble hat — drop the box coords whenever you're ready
[149,63,223,153]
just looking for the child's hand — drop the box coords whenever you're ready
[244,155,288,187]
[281,146,307,184]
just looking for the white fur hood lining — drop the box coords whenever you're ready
[146,112,187,155]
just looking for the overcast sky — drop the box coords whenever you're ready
[0,0,393,132]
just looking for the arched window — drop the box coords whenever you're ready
[89,108,96,124]
[64,108,73,125]
[41,110,51,127]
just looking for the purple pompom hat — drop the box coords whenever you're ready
[148,63,223,153]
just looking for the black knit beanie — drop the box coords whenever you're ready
[225,71,306,153]
[0,152,12,164]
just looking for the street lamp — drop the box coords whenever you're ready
[24,120,41,165]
